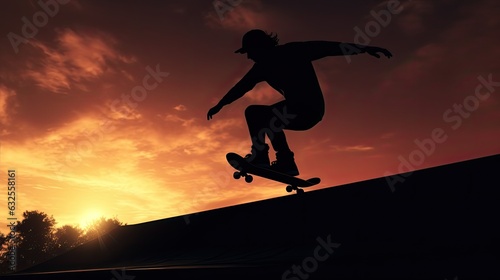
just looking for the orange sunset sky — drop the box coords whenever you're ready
[1,0,499,233]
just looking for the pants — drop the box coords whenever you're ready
[244,100,323,153]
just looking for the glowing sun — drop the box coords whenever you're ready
[79,210,103,229]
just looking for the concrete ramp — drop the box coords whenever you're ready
[7,154,500,279]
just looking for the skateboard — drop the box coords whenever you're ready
[226,152,321,194]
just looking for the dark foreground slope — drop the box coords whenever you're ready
[7,154,500,279]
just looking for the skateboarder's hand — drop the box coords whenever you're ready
[366,46,392,59]
[207,104,223,120]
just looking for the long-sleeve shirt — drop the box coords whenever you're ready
[220,41,362,116]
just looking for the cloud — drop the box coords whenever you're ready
[162,113,195,127]
[375,0,500,99]
[104,102,143,121]
[394,0,434,34]
[0,85,17,125]
[166,117,244,156]
[378,43,445,91]
[331,145,375,152]
[205,1,268,32]
[23,28,136,93]
[0,105,258,229]
[174,104,187,111]
[300,138,374,154]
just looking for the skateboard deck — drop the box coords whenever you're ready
[226,152,320,194]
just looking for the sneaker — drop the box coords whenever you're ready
[244,144,270,168]
[270,150,299,176]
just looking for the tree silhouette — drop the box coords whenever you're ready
[16,211,57,270]
[0,211,124,274]
[84,217,124,242]
[53,225,84,256]
[0,233,10,273]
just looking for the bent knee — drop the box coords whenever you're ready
[285,114,323,131]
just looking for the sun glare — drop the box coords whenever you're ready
[80,210,103,229]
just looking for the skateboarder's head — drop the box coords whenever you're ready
[235,29,279,61]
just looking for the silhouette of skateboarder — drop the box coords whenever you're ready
[208,29,392,176]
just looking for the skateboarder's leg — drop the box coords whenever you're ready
[269,100,313,152]
[264,101,299,175]
[245,102,292,152]
[269,131,290,153]
[244,101,321,174]
[265,101,323,175]
[245,104,271,149]
[244,104,272,166]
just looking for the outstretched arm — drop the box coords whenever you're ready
[207,66,260,120]
[290,41,392,61]
[207,81,252,120]
[346,44,393,59]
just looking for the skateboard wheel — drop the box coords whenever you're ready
[245,175,253,183]
[233,171,241,179]
[297,188,305,194]
[286,185,293,193]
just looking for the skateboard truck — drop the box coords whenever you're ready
[227,153,320,194]
[233,171,253,183]
[233,170,307,194]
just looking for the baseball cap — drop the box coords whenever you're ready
[234,29,270,54]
